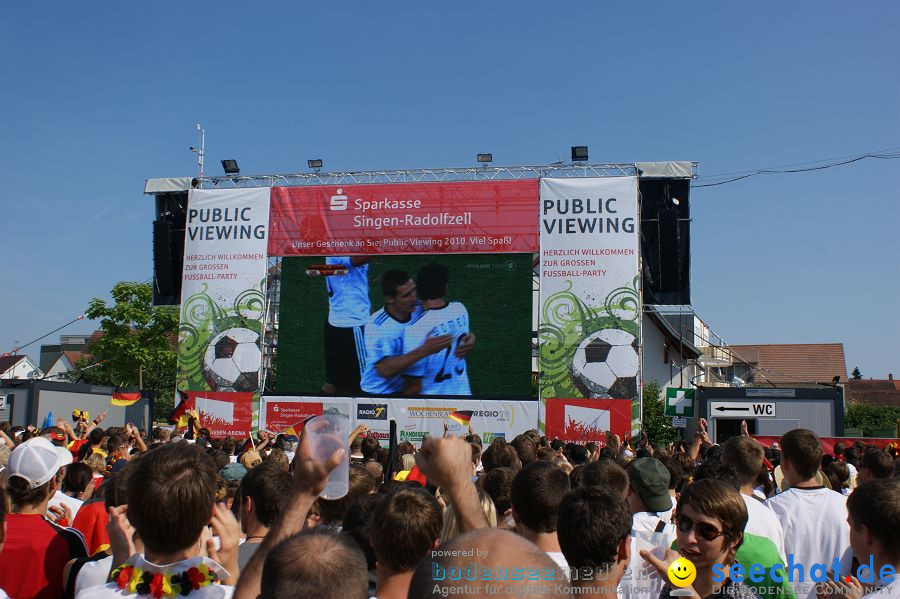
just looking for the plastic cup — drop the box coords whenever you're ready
[304,413,350,499]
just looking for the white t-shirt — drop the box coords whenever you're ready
[325,256,370,327]
[766,487,852,599]
[403,302,472,396]
[75,556,114,596]
[618,512,675,599]
[742,493,786,561]
[546,552,570,579]
[76,555,233,599]
[360,305,423,394]
[49,490,84,520]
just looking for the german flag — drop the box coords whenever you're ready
[238,435,256,454]
[168,393,193,429]
[110,388,142,407]
[447,410,473,426]
[406,464,427,486]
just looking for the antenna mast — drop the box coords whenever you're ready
[190,123,205,178]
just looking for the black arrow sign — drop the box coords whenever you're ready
[715,406,750,412]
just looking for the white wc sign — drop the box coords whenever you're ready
[709,401,777,418]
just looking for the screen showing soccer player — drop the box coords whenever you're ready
[402,262,472,396]
[322,256,371,394]
[276,254,533,399]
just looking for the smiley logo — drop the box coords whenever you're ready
[667,557,696,587]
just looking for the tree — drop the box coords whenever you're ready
[71,282,180,415]
[851,367,863,380]
[641,380,677,446]
[845,402,900,436]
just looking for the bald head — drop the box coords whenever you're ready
[408,528,572,598]
[261,528,367,599]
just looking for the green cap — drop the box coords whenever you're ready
[628,457,672,513]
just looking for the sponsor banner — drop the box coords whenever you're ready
[538,177,641,435]
[387,399,538,446]
[357,403,388,421]
[259,396,353,435]
[259,398,323,433]
[261,397,539,447]
[544,398,633,444]
[176,189,270,427]
[187,391,253,438]
[267,181,539,256]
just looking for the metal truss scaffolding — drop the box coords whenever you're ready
[196,163,650,189]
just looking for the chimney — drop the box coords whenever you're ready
[889,373,894,381]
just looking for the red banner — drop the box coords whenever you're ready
[268,180,539,256]
[262,400,323,433]
[186,391,253,438]
[545,398,633,443]
[753,435,900,455]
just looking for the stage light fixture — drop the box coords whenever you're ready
[477,153,493,164]
[308,159,323,169]
[571,146,589,162]
[221,159,240,174]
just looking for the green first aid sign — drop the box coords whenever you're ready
[665,388,695,418]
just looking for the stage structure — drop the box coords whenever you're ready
[166,161,696,442]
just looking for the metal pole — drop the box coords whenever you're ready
[197,124,205,178]
[191,124,205,178]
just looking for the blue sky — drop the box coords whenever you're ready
[2,2,898,379]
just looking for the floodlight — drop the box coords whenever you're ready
[571,146,589,162]
[221,159,240,174]
[477,153,493,164]
[308,159,323,169]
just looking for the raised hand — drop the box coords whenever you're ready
[292,426,344,497]
[206,503,241,584]
[107,505,136,565]
[415,435,473,491]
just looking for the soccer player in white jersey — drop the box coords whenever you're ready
[360,270,454,395]
[322,256,371,394]
[402,262,472,396]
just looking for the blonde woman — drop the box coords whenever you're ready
[83,452,107,493]
[440,487,497,543]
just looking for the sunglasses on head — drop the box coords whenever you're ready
[676,515,726,542]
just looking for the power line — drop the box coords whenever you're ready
[693,151,900,188]
[698,146,900,180]
[3,315,85,356]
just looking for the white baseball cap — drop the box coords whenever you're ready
[7,436,73,489]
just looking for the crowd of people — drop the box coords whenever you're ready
[0,412,898,599]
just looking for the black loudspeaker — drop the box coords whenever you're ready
[153,220,175,295]
[152,192,188,305]
[639,179,691,305]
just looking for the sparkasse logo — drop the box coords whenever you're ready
[330,188,348,211]
[357,403,387,420]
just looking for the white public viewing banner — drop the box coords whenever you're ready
[175,188,271,418]
[260,396,540,446]
[538,177,642,437]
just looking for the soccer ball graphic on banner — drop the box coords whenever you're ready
[203,327,262,392]
[570,328,639,400]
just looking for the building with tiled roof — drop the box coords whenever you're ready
[723,343,848,387]
[845,375,900,408]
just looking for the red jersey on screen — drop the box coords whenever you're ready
[0,513,88,599]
